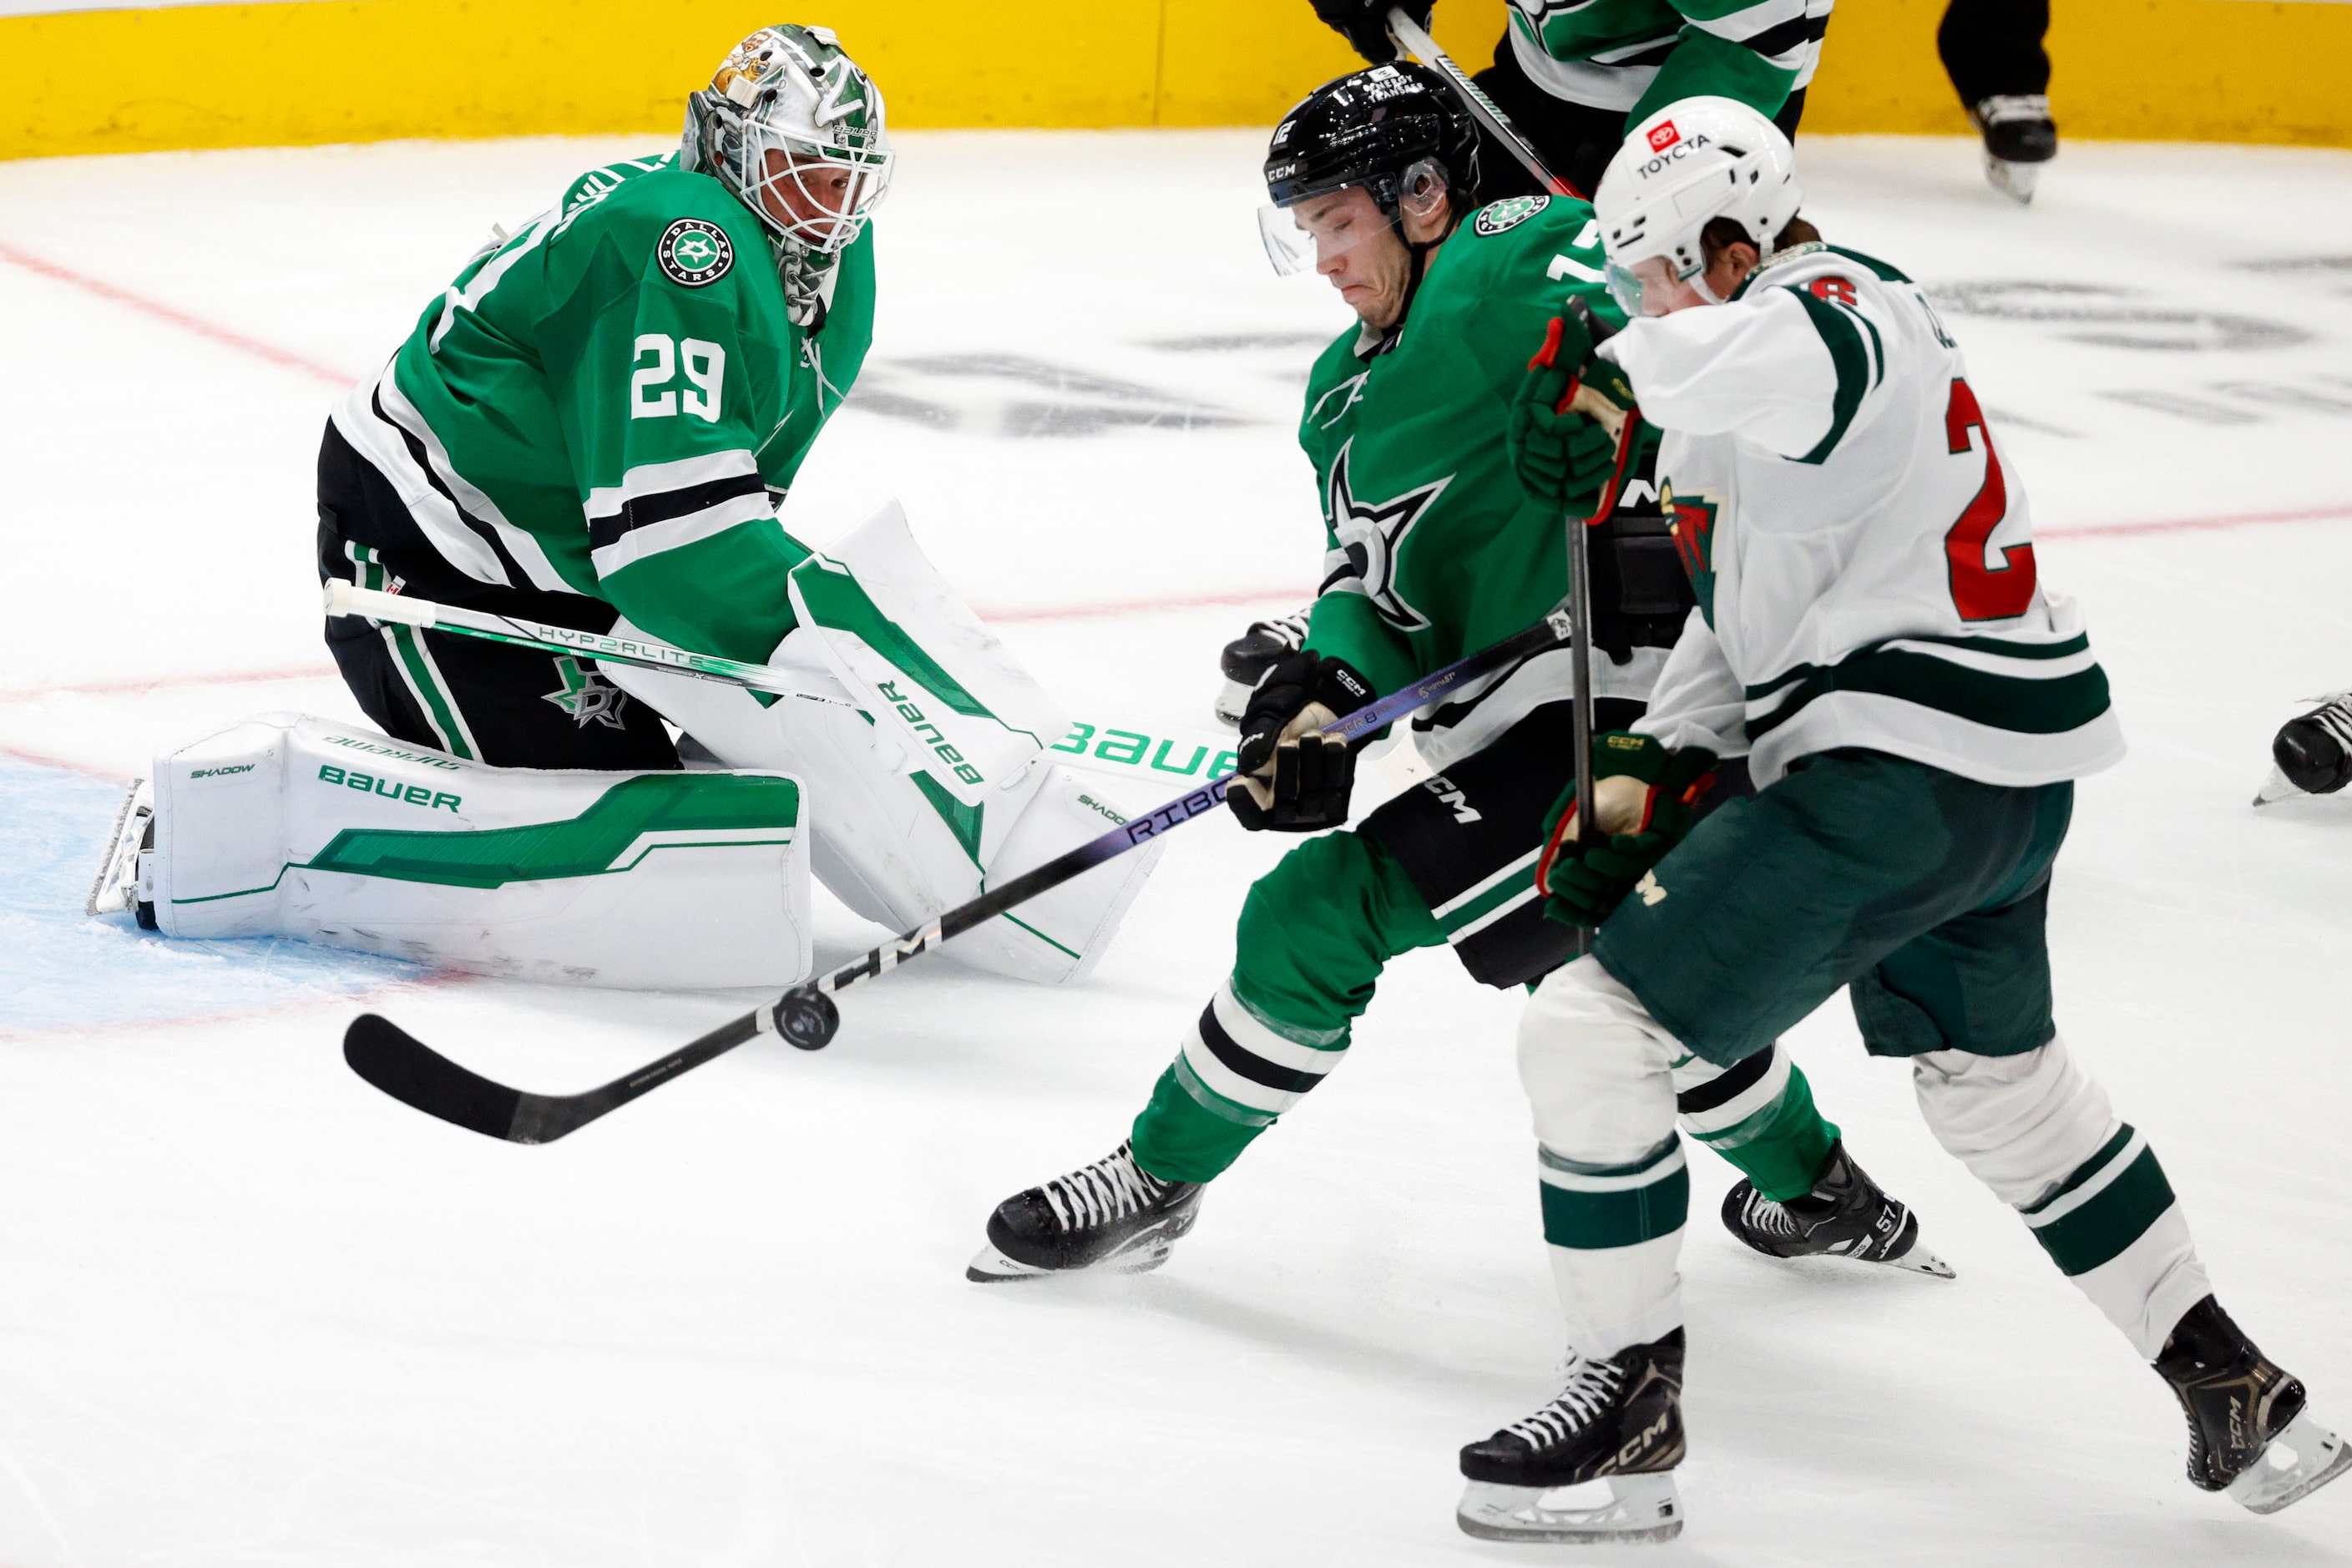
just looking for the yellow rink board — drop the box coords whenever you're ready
[3,0,2348,160]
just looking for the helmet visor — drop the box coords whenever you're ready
[743,132,894,254]
[1256,180,1422,278]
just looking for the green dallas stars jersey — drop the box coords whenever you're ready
[1505,0,1833,124]
[1298,193,1667,771]
[333,152,875,665]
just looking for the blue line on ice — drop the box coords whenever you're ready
[0,756,424,1034]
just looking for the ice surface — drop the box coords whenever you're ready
[1,132,2349,1565]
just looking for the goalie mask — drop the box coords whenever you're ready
[684,24,893,256]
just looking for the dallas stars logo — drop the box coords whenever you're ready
[1320,440,1450,633]
[543,656,630,730]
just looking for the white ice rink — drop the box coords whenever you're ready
[3,130,2351,1565]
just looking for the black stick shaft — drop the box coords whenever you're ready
[1387,9,1584,199]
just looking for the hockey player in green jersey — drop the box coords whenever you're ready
[89,25,1161,990]
[1308,0,1827,197]
[1456,98,2349,1541]
[968,63,1943,1283]
[321,23,888,769]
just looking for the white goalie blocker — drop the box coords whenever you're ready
[601,498,1161,985]
[116,714,812,989]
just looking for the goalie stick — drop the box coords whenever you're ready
[343,606,1577,1143]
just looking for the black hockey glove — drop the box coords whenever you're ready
[1535,732,1718,928]
[1227,650,1376,832]
[1510,301,1642,513]
[1308,0,1432,63]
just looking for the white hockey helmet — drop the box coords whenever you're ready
[1593,97,1802,312]
[683,24,893,255]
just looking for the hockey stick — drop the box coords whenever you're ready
[1385,8,1584,200]
[342,607,1576,1142]
[322,580,857,707]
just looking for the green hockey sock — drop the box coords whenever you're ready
[1130,829,1444,1183]
[1674,1045,1838,1202]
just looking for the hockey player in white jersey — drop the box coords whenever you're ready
[1453,98,2348,1542]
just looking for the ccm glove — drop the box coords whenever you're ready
[1510,301,1641,510]
[1534,731,1718,928]
[1308,0,1431,63]
[1228,650,1376,832]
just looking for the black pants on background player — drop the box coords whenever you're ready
[315,421,680,772]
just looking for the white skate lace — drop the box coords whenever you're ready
[1738,1187,1802,1239]
[1504,1358,1625,1450]
[1975,94,2051,127]
[1247,610,1312,650]
[2307,699,2352,754]
[1039,1144,1166,1233]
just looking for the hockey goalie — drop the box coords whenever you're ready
[84,25,1159,989]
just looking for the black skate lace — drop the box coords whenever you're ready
[1039,1143,1165,1233]
[1505,1358,1624,1449]
[1739,1187,1802,1238]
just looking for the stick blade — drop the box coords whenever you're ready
[344,1012,527,1141]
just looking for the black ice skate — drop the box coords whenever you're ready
[967,1141,1203,1282]
[1969,94,2057,204]
[2254,691,2352,804]
[1458,1331,1687,1544]
[2155,1295,2350,1514]
[1213,609,1311,726]
[1721,1140,1955,1278]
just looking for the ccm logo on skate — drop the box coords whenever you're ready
[874,681,985,787]
[188,764,256,779]
[318,765,462,813]
[1619,1411,1673,1467]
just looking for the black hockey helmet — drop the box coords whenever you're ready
[1263,62,1479,215]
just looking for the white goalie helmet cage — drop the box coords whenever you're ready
[684,23,894,255]
[1594,97,1803,313]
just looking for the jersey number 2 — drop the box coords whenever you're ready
[1942,378,2035,620]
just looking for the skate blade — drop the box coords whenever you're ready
[2253,765,2308,807]
[1883,1242,1955,1280]
[964,1238,1173,1284]
[2229,1408,2352,1515]
[1457,1473,1682,1544]
[1985,155,2039,205]
[84,777,152,917]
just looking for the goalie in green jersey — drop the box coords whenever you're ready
[966,63,1944,1282]
[86,25,1161,990]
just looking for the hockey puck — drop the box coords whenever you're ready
[774,987,840,1050]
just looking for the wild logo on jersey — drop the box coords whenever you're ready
[1320,441,1451,634]
[1664,483,1719,627]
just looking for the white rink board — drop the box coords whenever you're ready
[1,132,2350,1565]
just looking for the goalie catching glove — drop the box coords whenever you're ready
[1228,650,1375,832]
[1510,301,1646,511]
[1535,731,1718,928]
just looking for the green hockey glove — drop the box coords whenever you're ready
[1510,301,1641,511]
[1534,731,1719,929]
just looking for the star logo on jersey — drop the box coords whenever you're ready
[657,218,734,287]
[1321,440,1450,634]
[1474,195,1550,236]
[543,656,630,730]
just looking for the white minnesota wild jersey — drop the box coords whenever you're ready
[1604,241,2126,788]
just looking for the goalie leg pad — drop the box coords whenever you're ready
[609,650,1159,987]
[144,714,812,989]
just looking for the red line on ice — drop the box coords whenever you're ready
[0,238,356,387]
[2037,503,2352,539]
